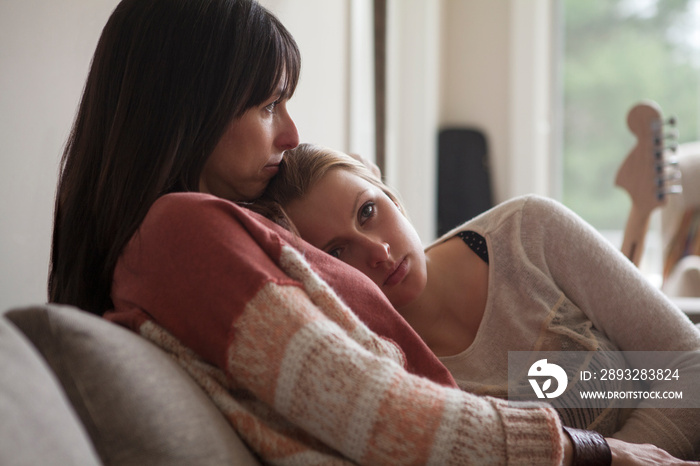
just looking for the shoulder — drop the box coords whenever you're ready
[447,194,543,234]
[491,194,567,218]
[516,194,592,236]
[113,193,300,370]
[428,195,586,250]
[518,194,575,217]
[472,194,579,230]
[148,192,259,230]
[125,192,295,282]
[144,192,290,253]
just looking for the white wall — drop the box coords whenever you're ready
[263,0,376,160]
[439,0,555,204]
[0,1,120,311]
[385,0,441,243]
[0,0,554,311]
[260,0,351,152]
[440,0,511,203]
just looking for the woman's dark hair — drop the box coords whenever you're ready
[49,0,300,315]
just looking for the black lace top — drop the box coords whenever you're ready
[455,231,489,264]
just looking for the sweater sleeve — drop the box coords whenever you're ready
[518,195,700,460]
[111,193,566,465]
[229,271,564,465]
[111,193,300,371]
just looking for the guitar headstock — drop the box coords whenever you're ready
[615,101,682,213]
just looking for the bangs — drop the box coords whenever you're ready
[273,20,301,101]
[243,13,300,111]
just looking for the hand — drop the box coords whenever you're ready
[607,438,700,466]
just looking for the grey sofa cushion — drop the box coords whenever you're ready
[4,304,261,466]
[0,313,102,466]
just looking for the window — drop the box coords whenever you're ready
[560,0,700,278]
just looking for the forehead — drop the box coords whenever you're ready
[285,169,373,245]
[313,168,370,202]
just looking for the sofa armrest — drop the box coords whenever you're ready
[0,310,101,465]
[2,304,261,466]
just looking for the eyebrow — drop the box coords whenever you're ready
[351,189,368,218]
[319,188,368,252]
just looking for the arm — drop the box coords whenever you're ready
[519,195,700,460]
[112,193,566,465]
[228,271,562,464]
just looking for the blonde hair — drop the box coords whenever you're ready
[252,143,405,230]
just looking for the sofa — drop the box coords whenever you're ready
[0,303,261,466]
[3,303,699,466]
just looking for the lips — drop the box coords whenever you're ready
[264,154,285,173]
[384,257,408,287]
[263,160,281,175]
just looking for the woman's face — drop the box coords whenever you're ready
[199,90,299,202]
[285,168,427,309]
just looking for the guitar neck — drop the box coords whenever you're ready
[615,101,681,268]
[620,203,654,266]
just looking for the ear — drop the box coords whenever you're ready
[391,198,406,216]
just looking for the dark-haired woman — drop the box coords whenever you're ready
[48,0,678,464]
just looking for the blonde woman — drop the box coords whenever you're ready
[255,143,700,463]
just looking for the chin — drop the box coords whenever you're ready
[388,291,419,310]
[239,185,267,202]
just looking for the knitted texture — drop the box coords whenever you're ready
[108,193,565,465]
[433,195,700,460]
[137,244,564,464]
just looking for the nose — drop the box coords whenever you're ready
[276,107,299,151]
[365,236,390,268]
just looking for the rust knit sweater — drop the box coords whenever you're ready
[105,192,564,465]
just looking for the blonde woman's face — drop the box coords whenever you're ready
[285,168,427,309]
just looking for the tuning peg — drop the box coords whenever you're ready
[655,156,681,176]
[655,164,681,180]
[661,184,683,195]
[657,183,683,201]
[650,115,676,132]
[663,156,680,167]
[655,129,679,146]
[655,153,683,201]
[661,170,682,182]
[655,146,678,162]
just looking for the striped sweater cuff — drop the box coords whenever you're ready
[496,399,564,465]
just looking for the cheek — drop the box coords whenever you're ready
[213,117,262,168]
[394,214,422,250]
[209,135,241,174]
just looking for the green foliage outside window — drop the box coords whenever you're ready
[562,0,700,230]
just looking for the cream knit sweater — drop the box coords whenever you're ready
[432,195,700,460]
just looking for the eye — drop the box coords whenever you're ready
[327,247,343,259]
[358,201,376,223]
[265,100,279,113]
